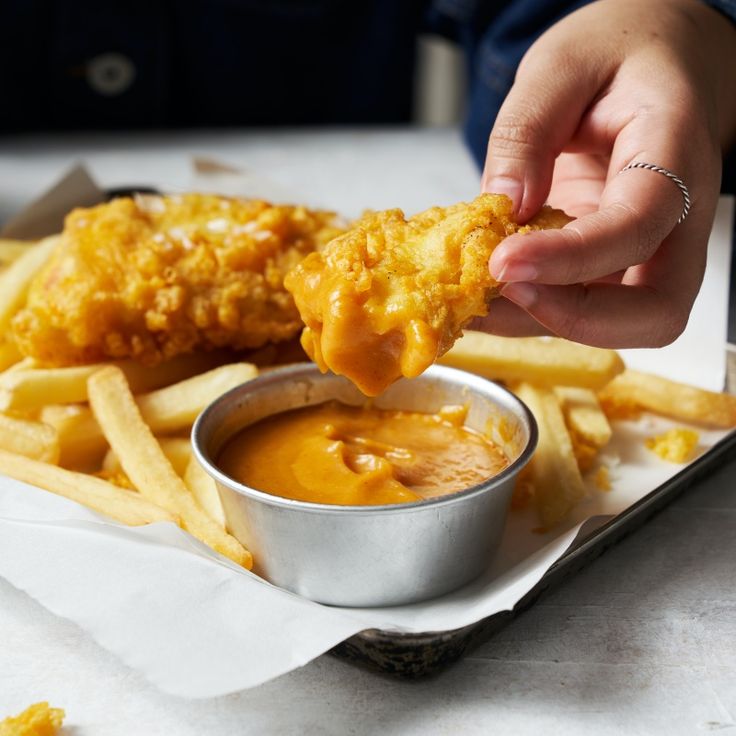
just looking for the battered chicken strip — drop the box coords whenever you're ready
[12,194,344,365]
[284,194,571,396]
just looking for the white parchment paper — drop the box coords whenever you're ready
[0,170,732,698]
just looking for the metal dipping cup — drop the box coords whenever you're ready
[192,363,537,607]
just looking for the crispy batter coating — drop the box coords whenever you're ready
[285,194,571,395]
[12,194,343,365]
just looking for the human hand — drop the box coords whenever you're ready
[474,0,736,347]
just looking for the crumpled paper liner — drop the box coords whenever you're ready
[0,165,732,698]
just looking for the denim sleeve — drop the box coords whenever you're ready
[705,0,736,193]
[445,0,736,193]
[426,0,598,169]
[705,0,736,24]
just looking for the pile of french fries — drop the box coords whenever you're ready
[441,331,736,528]
[1,235,736,556]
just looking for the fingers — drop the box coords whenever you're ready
[500,281,683,347]
[544,153,606,217]
[468,299,551,337]
[489,175,682,284]
[497,209,710,347]
[481,41,607,222]
[490,106,694,285]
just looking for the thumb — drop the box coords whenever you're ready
[481,45,606,222]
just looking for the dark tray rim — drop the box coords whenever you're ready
[332,428,736,676]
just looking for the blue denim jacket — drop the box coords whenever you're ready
[2,0,734,187]
[445,0,736,192]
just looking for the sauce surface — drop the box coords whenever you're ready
[217,400,509,506]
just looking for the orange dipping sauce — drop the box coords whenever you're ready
[217,400,509,506]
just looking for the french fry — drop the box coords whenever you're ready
[88,366,252,568]
[103,437,192,477]
[440,332,624,389]
[39,404,108,470]
[156,437,192,476]
[38,361,260,463]
[0,364,104,411]
[555,386,612,448]
[555,386,612,473]
[514,382,585,529]
[135,362,258,433]
[0,351,225,411]
[0,235,58,334]
[0,237,36,266]
[0,413,60,463]
[0,342,21,372]
[599,369,736,428]
[1,356,35,373]
[0,448,176,526]
[184,454,226,528]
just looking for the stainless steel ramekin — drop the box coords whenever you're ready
[192,363,537,607]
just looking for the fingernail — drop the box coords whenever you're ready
[482,176,523,211]
[495,260,538,283]
[501,282,538,309]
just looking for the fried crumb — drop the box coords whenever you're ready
[645,428,699,463]
[0,702,65,736]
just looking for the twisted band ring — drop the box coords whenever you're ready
[618,161,691,225]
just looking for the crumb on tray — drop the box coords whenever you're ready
[645,428,699,463]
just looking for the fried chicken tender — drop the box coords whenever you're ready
[284,194,571,395]
[12,194,344,366]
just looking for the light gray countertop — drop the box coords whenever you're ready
[0,128,734,735]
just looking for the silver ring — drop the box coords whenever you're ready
[618,161,691,225]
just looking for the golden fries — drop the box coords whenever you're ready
[184,454,226,528]
[0,448,176,526]
[36,361,260,466]
[0,413,59,463]
[0,236,58,334]
[103,437,192,477]
[0,352,226,412]
[88,366,252,568]
[135,362,258,434]
[599,369,736,428]
[39,404,108,470]
[514,382,585,529]
[0,363,105,411]
[555,387,612,449]
[555,386,612,470]
[0,342,21,372]
[440,332,624,389]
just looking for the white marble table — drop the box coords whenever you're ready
[1,129,735,735]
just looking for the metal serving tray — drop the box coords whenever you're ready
[332,422,736,678]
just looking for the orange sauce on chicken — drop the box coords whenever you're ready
[217,401,508,506]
